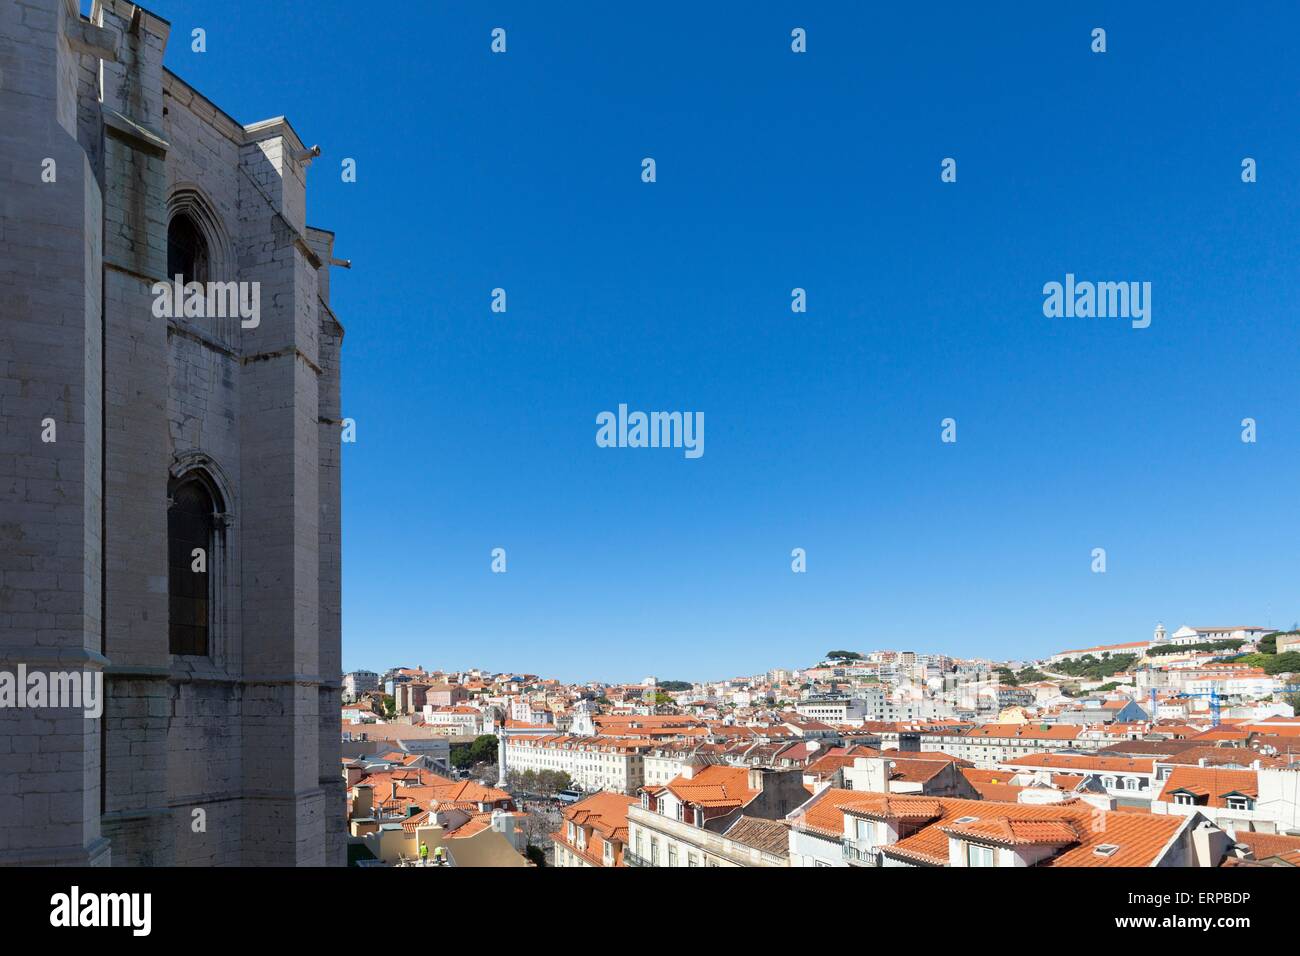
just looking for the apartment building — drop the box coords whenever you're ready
[504,734,652,793]
[842,755,979,798]
[1152,766,1300,836]
[643,742,735,788]
[998,753,1158,804]
[420,705,484,736]
[340,724,453,773]
[788,789,1225,868]
[394,682,431,715]
[1055,698,1150,725]
[1179,667,1276,699]
[927,723,1086,767]
[797,694,875,723]
[343,670,380,701]
[552,792,637,867]
[627,765,807,867]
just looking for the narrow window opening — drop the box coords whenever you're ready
[168,478,215,656]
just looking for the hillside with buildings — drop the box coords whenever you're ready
[341,622,1300,868]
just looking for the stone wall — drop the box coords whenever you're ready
[0,0,110,867]
[0,0,345,867]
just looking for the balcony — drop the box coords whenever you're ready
[842,840,881,866]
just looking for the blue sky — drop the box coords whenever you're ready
[131,2,1300,681]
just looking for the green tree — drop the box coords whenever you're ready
[1265,652,1300,675]
[1148,639,1243,657]
[533,770,572,795]
[1052,653,1137,680]
[451,733,499,769]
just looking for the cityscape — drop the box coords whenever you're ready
[1,0,1293,938]
[341,623,1300,869]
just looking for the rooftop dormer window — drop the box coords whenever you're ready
[966,843,995,867]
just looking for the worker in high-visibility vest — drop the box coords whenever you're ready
[419,842,429,865]
[433,845,446,865]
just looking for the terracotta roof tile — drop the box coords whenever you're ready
[1157,766,1259,807]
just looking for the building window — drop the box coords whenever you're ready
[667,845,678,867]
[168,477,217,656]
[167,212,210,285]
[1173,793,1195,806]
[967,843,995,867]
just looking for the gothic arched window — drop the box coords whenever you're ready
[167,212,209,285]
[168,478,216,656]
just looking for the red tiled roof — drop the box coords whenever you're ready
[663,765,759,810]
[794,792,1187,868]
[962,724,1082,740]
[1157,766,1258,807]
[1004,753,1155,774]
[1232,831,1300,861]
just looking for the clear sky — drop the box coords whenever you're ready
[128,2,1300,682]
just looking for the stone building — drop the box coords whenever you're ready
[1,0,346,865]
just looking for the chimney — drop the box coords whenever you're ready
[354,785,373,818]
[748,768,765,792]
[1191,821,1232,867]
